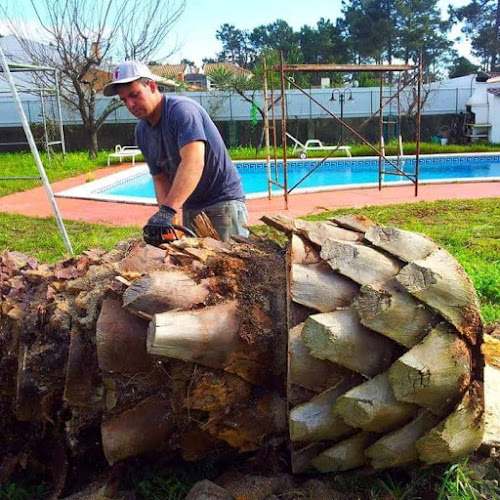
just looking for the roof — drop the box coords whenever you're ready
[148,64,187,79]
[203,63,253,78]
[81,66,179,92]
[477,71,500,82]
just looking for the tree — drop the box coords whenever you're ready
[342,0,399,64]
[250,20,299,61]
[396,0,453,70]
[452,0,500,71]
[215,24,255,68]
[204,51,284,151]
[299,18,351,65]
[180,58,195,67]
[1,0,185,158]
[448,56,480,78]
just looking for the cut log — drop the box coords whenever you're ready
[291,443,331,474]
[101,394,175,465]
[301,309,398,377]
[481,333,500,448]
[261,215,360,245]
[365,226,440,262]
[330,214,378,233]
[113,241,169,275]
[293,219,361,246]
[333,372,418,433]
[320,239,402,285]
[122,270,211,315]
[288,323,361,393]
[310,432,375,472]
[388,323,471,416]
[63,329,102,407]
[192,212,221,240]
[353,278,436,347]
[290,263,359,312]
[396,248,482,344]
[147,301,270,385]
[96,298,155,375]
[289,381,357,443]
[365,410,440,469]
[289,234,321,265]
[415,381,484,464]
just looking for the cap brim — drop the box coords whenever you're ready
[103,76,142,96]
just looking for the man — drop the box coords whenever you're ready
[103,60,248,242]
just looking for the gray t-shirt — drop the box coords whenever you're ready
[135,95,245,210]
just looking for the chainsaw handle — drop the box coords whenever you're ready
[170,224,197,238]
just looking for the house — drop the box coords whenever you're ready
[0,35,57,91]
[202,62,253,90]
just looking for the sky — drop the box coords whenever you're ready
[165,0,473,67]
[1,0,475,67]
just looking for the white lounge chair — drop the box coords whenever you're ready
[107,145,142,166]
[286,133,352,159]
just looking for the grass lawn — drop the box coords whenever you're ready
[1,198,499,325]
[1,150,499,498]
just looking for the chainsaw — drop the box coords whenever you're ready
[143,224,197,247]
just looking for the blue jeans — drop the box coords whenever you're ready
[182,200,249,242]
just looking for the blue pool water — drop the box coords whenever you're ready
[102,154,500,199]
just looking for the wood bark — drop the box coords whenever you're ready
[333,372,419,433]
[287,323,359,393]
[310,432,375,473]
[0,214,489,494]
[353,278,437,347]
[289,381,356,443]
[365,226,440,262]
[388,323,472,416]
[122,269,211,315]
[290,263,359,312]
[365,410,440,469]
[415,382,484,464]
[482,332,500,448]
[320,239,402,285]
[301,309,398,377]
[396,248,482,344]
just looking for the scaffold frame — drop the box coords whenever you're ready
[263,55,423,209]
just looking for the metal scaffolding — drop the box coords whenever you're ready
[263,56,423,209]
[0,45,73,255]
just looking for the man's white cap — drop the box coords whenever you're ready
[103,61,162,96]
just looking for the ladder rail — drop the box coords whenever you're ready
[0,45,74,255]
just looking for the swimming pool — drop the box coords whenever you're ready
[56,153,500,204]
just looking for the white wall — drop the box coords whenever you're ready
[0,78,481,127]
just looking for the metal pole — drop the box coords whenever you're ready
[0,45,74,255]
[378,73,384,191]
[415,55,423,197]
[279,51,288,210]
[340,95,345,142]
[40,88,51,162]
[263,58,272,200]
[55,70,66,157]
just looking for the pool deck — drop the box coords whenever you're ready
[1,162,499,227]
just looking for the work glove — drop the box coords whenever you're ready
[146,204,177,227]
[143,205,177,246]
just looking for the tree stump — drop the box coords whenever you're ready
[0,213,489,496]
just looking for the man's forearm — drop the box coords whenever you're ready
[164,161,203,209]
[164,141,205,210]
[152,173,172,206]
